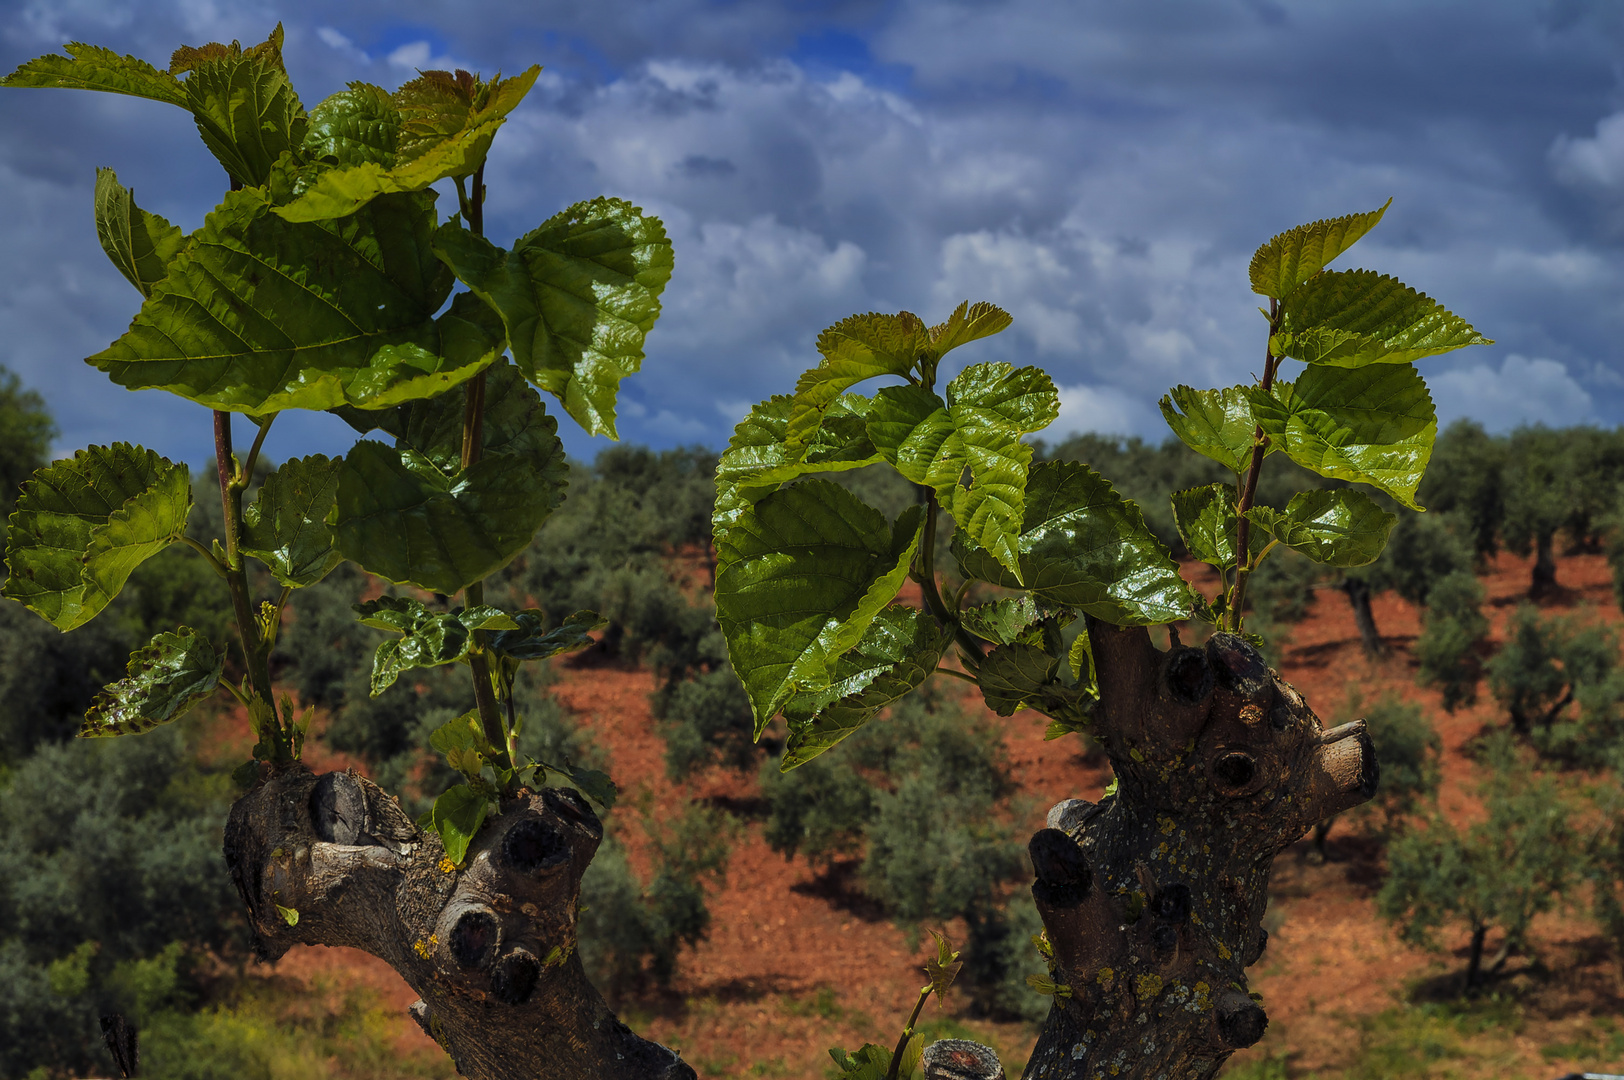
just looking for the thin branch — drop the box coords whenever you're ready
[241,413,275,483]
[1229,298,1281,631]
[933,665,978,685]
[179,535,228,579]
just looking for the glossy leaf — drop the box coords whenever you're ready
[779,605,952,770]
[81,627,222,737]
[173,27,308,188]
[1169,482,1268,569]
[713,395,881,531]
[1249,363,1436,510]
[1,42,187,106]
[241,455,342,587]
[433,199,673,437]
[944,362,1060,580]
[301,81,398,167]
[355,596,522,695]
[957,461,1196,625]
[1249,200,1390,299]
[1273,269,1491,368]
[715,480,925,733]
[979,642,1061,716]
[788,310,931,443]
[488,609,607,661]
[1245,488,1397,567]
[960,595,1044,646]
[90,188,504,416]
[431,783,491,867]
[276,67,541,222]
[827,1045,893,1080]
[4,444,191,631]
[331,416,568,596]
[93,169,185,298]
[1159,385,1264,476]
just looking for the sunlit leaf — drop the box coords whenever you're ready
[787,310,930,443]
[957,461,1195,625]
[1273,270,1491,368]
[80,627,221,737]
[90,188,502,416]
[713,395,881,532]
[1168,482,1269,570]
[960,595,1044,646]
[275,67,541,222]
[488,609,606,661]
[716,481,924,733]
[433,198,673,437]
[172,27,308,188]
[3,444,191,631]
[1249,200,1390,299]
[1,42,187,106]
[1245,488,1397,567]
[1249,363,1436,510]
[301,81,398,167]
[1159,385,1264,476]
[93,168,185,298]
[779,605,952,770]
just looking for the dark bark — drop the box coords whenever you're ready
[224,625,1373,1080]
[224,769,695,1080]
[1530,529,1558,598]
[1340,577,1385,657]
[1464,923,1487,990]
[1011,626,1377,1080]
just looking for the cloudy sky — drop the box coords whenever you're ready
[2,0,1623,466]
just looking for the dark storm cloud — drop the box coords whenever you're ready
[1,0,1621,467]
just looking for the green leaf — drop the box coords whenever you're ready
[1245,488,1397,567]
[956,461,1196,625]
[787,310,931,443]
[488,609,607,662]
[275,67,541,223]
[431,783,492,867]
[93,169,185,298]
[90,188,503,416]
[779,605,952,770]
[866,363,1058,581]
[1159,385,1264,476]
[545,760,618,809]
[713,395,881,531]
[924,929,964,1004]
[1168,482,1270,570]
[241,455,342,587]
[330,404,568,595]
[80,627,222,737]
[172,27,308,188]
[429,710,497,779]
[943,362,1059,581]
[334,357,560,475]
[275,904,299,927]
[715,480,925,733]
[433,198,674,438]
[978,642,1063,716]
[1249,363,1436,510]
[828,1045,893,1080]
[1273,270,1492,368]
[928,299,1013,357]
[1,42,187,106]
[960,595,1044,645]
[355,596,523,695]
[3,444,192,631]
[301,82,399,167]
[1249,200,1390,299]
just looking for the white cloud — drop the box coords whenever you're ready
[1551,112,1624,191]
[1051,382,1166,441]
[1431,354,1594,432]
[386,40,468,72]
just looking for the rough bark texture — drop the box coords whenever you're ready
[224,769,695,1080]
[1012,625,1377,1080]
[222,623,1371,1080]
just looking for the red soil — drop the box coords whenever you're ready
[251,549,1624,1078]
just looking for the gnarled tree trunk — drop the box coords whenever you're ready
[1015,626,1376,1080]
[224,769,695,1080]
[222,625,1371,1080]
[1340,576,1384,657]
